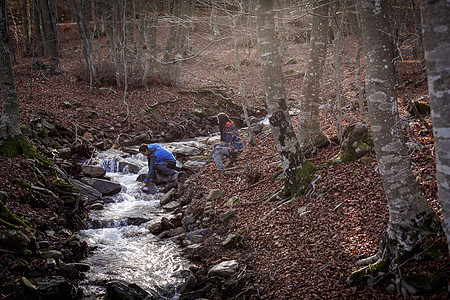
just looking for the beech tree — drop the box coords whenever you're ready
[421,0,450,253]
[297,0,329,149]
[39,0,60,74]
[0,0,21,141]
[347,0,441,286]
[256,0,313,198]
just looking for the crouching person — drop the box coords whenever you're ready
[212,113,243,170]
[139,144,179,191]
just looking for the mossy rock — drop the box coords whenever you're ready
[405,270,446,294]
[52,179,79,206]
[0,229,31,254]
[331,123,373,163]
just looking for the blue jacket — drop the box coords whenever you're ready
[144,144,176,183]
[222,122,243,155]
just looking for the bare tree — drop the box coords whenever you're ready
[72,0,98,89]
[40,0,60,74]
[421,0,450,253]
[297,0,329,149]
[256,0,313,198]
[347,0,440,287]
[0,0,21,142]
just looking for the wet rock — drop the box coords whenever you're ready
[89,202,104,210]
[207,260,239,278]
[86,178,122,196]
[118,160,140,174]
[146,220,163,235]
[36,276,78,299]
[127,217,150,226]
[106,280,150,300]
[70,179,102,202]
[178,273,198,294]
[81,165,106,178]
[59,263,90,279]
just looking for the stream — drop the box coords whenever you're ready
[76,144,203,299]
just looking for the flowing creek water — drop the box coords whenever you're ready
[76,145,201,299]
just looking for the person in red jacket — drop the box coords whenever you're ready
[212,113,243,170]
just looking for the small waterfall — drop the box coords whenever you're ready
[77,149,189,299]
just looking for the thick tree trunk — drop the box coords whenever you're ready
[297,0,329,148]
[256,0,313,198]
[0,0,21,140]
[421,0,450,253]
[347,1,441,286]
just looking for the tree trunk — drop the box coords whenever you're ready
[256,0,313,198]
[40,0,60,74]
[347,0,441,286]
[297,0,329,148]
[72,0,97,88]
[421,0,450,253]
[22,0,32,56]
[141,0,157,88]
[0,0,21,140]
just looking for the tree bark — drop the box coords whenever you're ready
[297,0,329,148]
[357,0,439,263]
[256,0,312,198]
[72,0,97,88]
[421,0,450,253]
[40,0,60,74]
[0,0,21,140]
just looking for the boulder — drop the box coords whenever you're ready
[207,260,239,277]
[160,188,176,206]
[206,189,225,201]
[219,209,236,223]
[87,178,122,196]
[70,179,102,202]
[0,230,30,252]
[81,165,106,178]
[36,276,78,299]
[106,280,150,300]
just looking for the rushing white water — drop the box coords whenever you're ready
[77,149,190,299]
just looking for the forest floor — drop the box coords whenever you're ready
[0,17,449,299]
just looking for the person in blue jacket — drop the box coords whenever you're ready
[139,144,178,190]
[212,113,243,170]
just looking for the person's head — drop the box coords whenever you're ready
[139,144,148,156]
[217,112,234,135]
